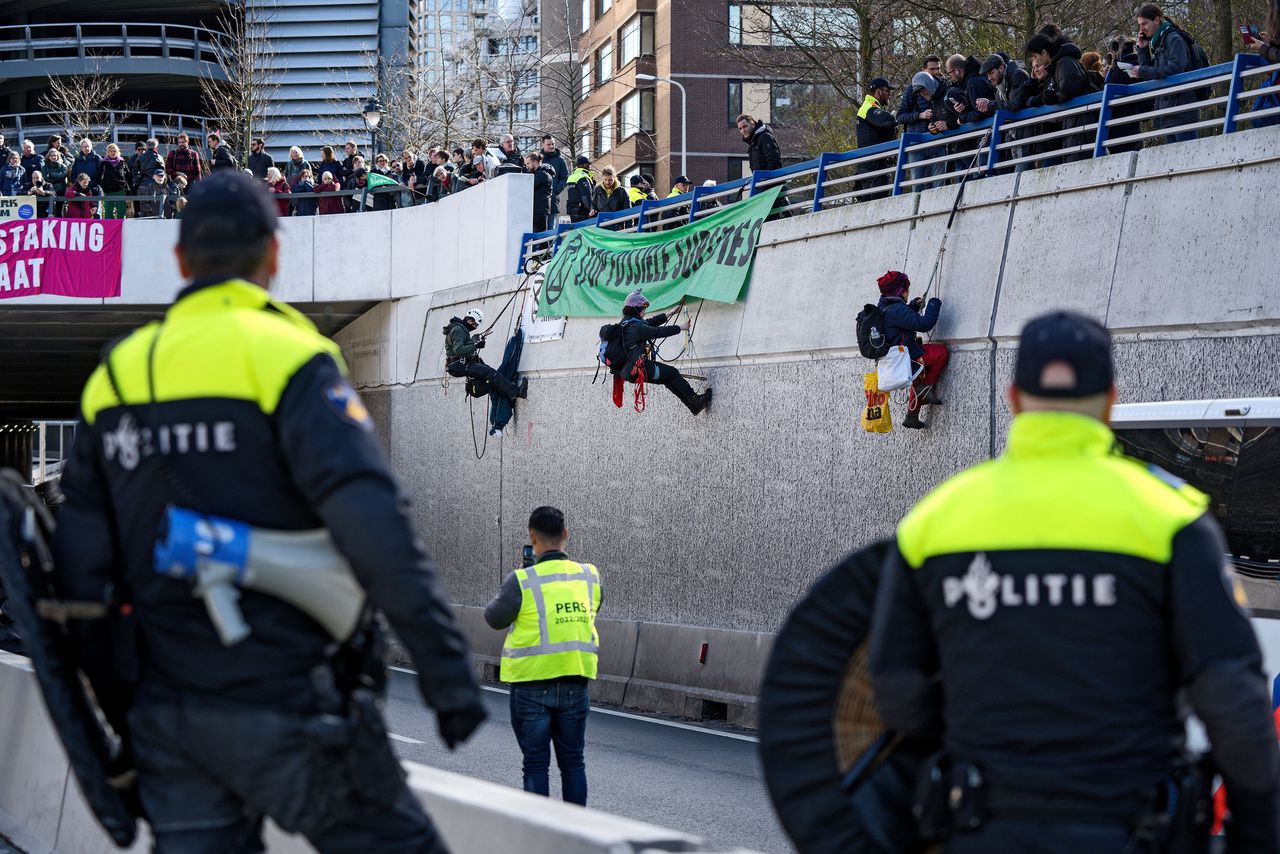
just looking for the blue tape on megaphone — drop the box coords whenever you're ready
[154,507,252,582]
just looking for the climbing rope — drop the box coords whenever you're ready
[468,392,488,459]
[920,128,992,306]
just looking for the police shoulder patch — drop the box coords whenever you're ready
[323,380,373,431]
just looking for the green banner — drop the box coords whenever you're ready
[535,186,781,317]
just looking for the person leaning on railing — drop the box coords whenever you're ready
[137,168,168,219]
[293,169,319,217]
[316,171,344,216]
[1132,3,1202,144]
[29,171,54,216]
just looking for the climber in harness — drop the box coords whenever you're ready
[600,290,711,415]
[874,271,947,429]
[444,308,528,402]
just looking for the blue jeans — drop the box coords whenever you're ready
[509,681,589,805]
[906,145,945,192]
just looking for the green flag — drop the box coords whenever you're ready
[535,186,782,317]
[365,171,399,190]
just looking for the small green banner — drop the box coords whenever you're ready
[535,186,781,317]
[366,171,399,189]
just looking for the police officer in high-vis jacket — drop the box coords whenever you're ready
[51,172,487,853]
[484,506,601,806]
[869,311,1280,853]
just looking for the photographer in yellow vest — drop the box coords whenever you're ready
[485,507,601,805]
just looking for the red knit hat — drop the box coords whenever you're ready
[877,270,910,297]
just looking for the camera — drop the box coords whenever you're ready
[521,544,535,569]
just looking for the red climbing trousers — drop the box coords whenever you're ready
[908,343,949,411]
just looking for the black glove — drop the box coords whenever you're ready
[909,297,925,311]
[437,700,487,750]
[474,337,486,349]
[928,297,942,307]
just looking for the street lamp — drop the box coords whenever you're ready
[635,73,686,179]
[361,96,384,157]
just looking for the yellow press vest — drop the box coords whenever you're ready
[500,559,601,683]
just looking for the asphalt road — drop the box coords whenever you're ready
[382,669,792,854]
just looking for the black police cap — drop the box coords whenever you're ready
[178,171,278,251]
[1014,311,1114,398]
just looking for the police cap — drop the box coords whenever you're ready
[178,171,278,251]
[1014,311,1114,398]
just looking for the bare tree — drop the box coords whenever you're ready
[36,63,129,144]
[199,0,280,164]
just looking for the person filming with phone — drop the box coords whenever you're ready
[1244,0,1280,65]
[485,506,602,807]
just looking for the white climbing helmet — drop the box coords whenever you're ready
[465,308,484,325]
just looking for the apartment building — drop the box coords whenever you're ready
[576,0,813,194]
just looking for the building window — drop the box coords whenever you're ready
[581,62,592,98]
[578,129,591,159]
[441,31,453,48]
[581,0,590,32]
[597,0,612,17]
[727,80,772,122]
[518,136,538,151]
[596,40,613,83]
[521,35,538,52]
[727,158,749,180]
[595,111,613,155]
[619,14,654,65]
[516,69,538,88]
[619,89,654,138]
[728,3,771,45]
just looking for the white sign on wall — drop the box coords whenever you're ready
[0,196,37,221]
[521,272,566,343]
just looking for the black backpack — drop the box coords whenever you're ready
[855,304,891,360]
[1171,26,1213,101]
[598,321,634,376]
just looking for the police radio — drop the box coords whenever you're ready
[153,507,366,646]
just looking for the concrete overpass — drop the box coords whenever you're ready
[0,175,534,420]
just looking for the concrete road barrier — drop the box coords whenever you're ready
[0,654,757,854]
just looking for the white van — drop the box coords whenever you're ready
[1111,398,1280,701]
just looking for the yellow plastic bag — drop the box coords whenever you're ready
[861,372,893,433]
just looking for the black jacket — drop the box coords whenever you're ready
[541,148,568,194]
[855,95,898,148]
[531,164,554,220]
[52,279,480,722]
[591,182,628,215]
[620,313,679,368]
[1043,39,1090,106]
[744,122,783,172]
[98,158,132,194]
[494,146,526,177]
[961,75,999,124]
[247,151,275,180]
[208,144,237,172]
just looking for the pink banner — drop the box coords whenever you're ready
[0,218,123,300]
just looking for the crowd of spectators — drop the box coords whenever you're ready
[3,4,1269,233]
[859,4,1256,192]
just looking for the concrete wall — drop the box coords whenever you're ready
[338,126,1280,714]
[8,175,533,308]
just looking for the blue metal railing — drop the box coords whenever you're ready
[518,53,1279,272]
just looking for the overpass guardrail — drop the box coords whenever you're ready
[518,53,1280,272]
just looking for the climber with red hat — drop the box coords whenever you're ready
[876,270,947,429]
[599,289,712,415]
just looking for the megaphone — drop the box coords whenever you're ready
[153,507,366,647]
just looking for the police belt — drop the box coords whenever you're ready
[985,784,1151,824]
